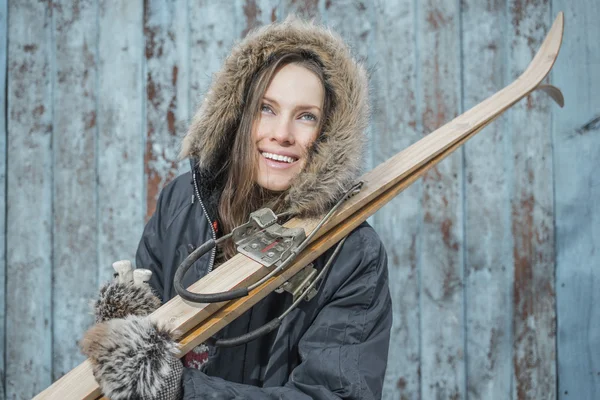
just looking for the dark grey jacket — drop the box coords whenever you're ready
[136,170,393,399]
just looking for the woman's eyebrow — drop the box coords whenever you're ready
[297,104,322,112]
[263,96,279,106]
[263,96,321,112]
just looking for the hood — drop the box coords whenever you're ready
[181,17,369,217]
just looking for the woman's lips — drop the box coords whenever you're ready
[260,152,298,169]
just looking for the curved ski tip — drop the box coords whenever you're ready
[553,11,565,41]
[528,11,565,79]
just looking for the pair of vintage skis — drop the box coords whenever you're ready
[35,12,564,400]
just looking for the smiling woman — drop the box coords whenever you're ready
[254,62,325,191]
[81,16,392,400]
[217,54,333,257]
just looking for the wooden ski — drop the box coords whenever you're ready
[35,12,564,400]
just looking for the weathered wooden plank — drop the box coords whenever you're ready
[324,0,377,230]
[0,0,7,397]
[51,0,99,381]
[551,1,600,398]
[6,1,53,398]
[97,0,144,284]
[187,1,244,131]
[369,1,422,399]
[461,1,513,398]
[144,0,190,219]
[324,0,374,172]
[279,0,321,19]
[508,1,556,398]
[240,0,280,35]
[417,1,465,398]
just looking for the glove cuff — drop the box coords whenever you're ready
[81,316,182,400]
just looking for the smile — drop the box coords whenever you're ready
[260,151,298,164]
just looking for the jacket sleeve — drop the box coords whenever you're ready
[135,188,167,298]
[181,228,393,400]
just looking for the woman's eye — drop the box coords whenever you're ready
[300,113,317,122]
[261,104,274,114]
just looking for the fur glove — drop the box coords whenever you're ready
[94,260,162,323]
[80,316,183,400]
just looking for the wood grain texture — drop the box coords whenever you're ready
[51,0,98,381]
[187,0,244,131]
[369,1,422,399]
[461,1,513,398]
[144,0,190,220]
[508,1,557,398]
[324,0,374,172]
[97,0,144,284]
[6,1,53,398]
[551,1,600,399]
[417,1,465,398]
[279,0,322,19]
[240,0,280,36]
[0,0,6,397]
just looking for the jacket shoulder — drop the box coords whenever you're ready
[347,221,385,255]
[320,221,388,299]
[343,221,387,270]
[155,172,194,229]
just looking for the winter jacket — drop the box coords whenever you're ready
[136,17,393,399]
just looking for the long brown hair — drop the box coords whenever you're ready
[218,52,332,260]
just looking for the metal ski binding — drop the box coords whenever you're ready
[174,181,363,305]
[232,208,306,268]
[275,263,319,302]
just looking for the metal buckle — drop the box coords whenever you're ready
[275,263,319,302]
[232,208,306,268]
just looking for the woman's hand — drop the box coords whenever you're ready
[80,316,183,400]
[94,260,162,322]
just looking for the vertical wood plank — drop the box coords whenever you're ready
[6,1,53,398]
[551,1,600,398]
[461,1,513,398]
[279,0,322,19]
[369,1,422,399]
[188,1,244,129]
[144,0,189,219]
[324,0,374,172]
[51,0,99,381]
[97,0,144,284]
[0,0,6,397]
[417,0,465,398]
[507,1,556,398]
[239,0,280,36]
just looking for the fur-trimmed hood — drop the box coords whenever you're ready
[181,17,369,217]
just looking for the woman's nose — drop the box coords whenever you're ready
[270,117,294,144]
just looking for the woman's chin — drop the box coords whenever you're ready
[256,175,293,192]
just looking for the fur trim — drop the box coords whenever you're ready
[80,316,182,400]
[181,16,369,217]
[94,280,162,323]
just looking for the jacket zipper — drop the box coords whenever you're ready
[192,169,217,274]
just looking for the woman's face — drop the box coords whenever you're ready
[252,63,324,192]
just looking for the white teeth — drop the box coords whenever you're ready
[262,152,296,163]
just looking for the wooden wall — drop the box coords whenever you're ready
[1,1,598,399]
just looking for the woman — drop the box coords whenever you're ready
[82,17,392,400]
